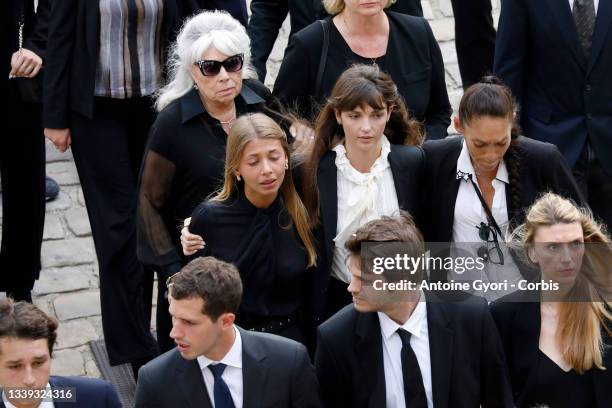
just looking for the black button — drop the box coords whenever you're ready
[585,84,592,92]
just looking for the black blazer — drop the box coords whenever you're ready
[273,11,451,139]
[311,144,426,321]
[490,299,612,407]
[420,135,585,243]
[134,327,322,408]
[247,0,423,80]
[315,295,514,408]
[0,376,121,408]
[494,0,612,174]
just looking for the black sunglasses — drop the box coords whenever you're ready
[476,222,505,265]
[194,54,244,76]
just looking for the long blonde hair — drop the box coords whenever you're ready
[323,0,396,15]
[213,113,317,267]
[512,192,612,373]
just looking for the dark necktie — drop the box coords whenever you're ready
[208,363,236,408]
[397,328,428,408]
[573,0,596,58]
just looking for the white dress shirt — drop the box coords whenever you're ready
[378,294,433,408]
[332,136,400,283]
[569,0,599,13]
[452,141,521,300]
[197,326,243,408]
[2,383,55,408]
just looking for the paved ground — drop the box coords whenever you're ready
[0,0,500,378]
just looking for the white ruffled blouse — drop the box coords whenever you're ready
[331,136,400,283]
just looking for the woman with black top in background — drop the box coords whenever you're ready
[188,113,318,344]
[273,0,451,140]
[491,193,612,407]
[137,11,272,353]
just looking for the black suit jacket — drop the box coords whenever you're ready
[0,376,121,408]
[490,299,612,407]
[315,295,513,407]
[134,327,322,408]
[273,11,450,139]
[420,135,585,243]
[247,0,423,80]
[311,144,426,322]
[494,0,612,174]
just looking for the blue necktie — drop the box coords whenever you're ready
[208,363,235,408]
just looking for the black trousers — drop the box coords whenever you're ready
[0,83,45,298]
[70,97,158,365]
[450,0,496,88]
[573,142,612,231]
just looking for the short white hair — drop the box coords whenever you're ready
[155,11,257,111]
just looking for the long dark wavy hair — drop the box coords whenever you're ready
[302,64,423,226]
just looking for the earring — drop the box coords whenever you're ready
[236,175,241,181]
[193,83,198,90]
[285,162,289,170]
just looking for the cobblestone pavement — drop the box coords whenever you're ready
[0,0,500,378]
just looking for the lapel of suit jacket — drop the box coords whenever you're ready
[511,302,541,405]
[587,0,612,75]
[240,329,268,408]
[355,312,386,408]
[318,151,338,267]
[425,300,454,408]
[388,146,409,210]
[176,354,213,408]
[545,0,588,70]
[439,141,462,243]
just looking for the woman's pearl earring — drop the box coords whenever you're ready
[285,162,289,170]
[236,175,241,181]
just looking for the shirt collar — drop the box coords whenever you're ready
[456,140,509,184]
[197,326,243,370]
[180,81,265,124]
[377,291,427,340]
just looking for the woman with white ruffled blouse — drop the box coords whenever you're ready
[300,64,426,319]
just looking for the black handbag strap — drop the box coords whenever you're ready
[314,18,330,98]
[468,175,503,238]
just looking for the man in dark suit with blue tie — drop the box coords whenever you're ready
[0,299,121,408]
[134,257,322,408]
[315,214,513,407]
[494,0,612,229]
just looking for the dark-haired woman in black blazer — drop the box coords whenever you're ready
[419,78,584,290]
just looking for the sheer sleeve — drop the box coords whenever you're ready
[137,149,181,268]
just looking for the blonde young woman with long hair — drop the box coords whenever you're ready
[491,193,612,408]
[186,113,317,346]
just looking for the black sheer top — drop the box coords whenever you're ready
[189,189,310,323]
[136,80,272,275]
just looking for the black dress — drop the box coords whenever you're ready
[136,79,271,351]
[273,11,451,139]
[189,188,312,343]
[519,350,594,408]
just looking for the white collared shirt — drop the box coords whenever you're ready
[332,136,400,283]
[197,326,243,408]
[452,141,521,300]
[2,383,55,408]
[569,0,599,13]
[377,293,433,408]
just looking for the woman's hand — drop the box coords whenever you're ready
[44,128,72,153]
[290,121,315,156]
[180,217,205,256]
[9,49,43,78]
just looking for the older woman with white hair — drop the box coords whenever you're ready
[136,10,272,352]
